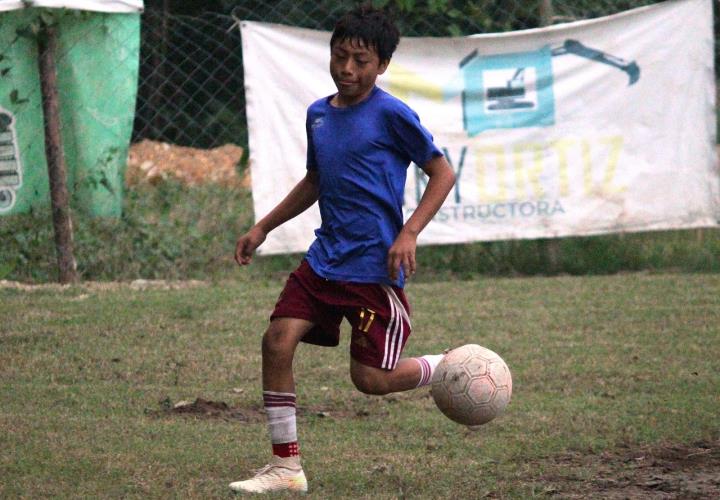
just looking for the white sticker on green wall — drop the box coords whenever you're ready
[0,108,22,212]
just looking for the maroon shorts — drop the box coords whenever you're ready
[271,260,412,370]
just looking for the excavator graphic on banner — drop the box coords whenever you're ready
[457,39,641,135]
[552,39,639,84]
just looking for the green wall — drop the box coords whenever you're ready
[0,9,139,217]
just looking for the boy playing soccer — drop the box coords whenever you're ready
[230,4,456,494]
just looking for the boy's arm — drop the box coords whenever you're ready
[235,170,320,265]
[388,155,456,281]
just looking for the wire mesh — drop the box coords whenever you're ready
[133,11,245,149]
[132,0,715,150]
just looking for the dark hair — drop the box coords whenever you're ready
[330,4,400,63]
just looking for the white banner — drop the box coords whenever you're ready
[241,0,718,256]
[0,1,142,12]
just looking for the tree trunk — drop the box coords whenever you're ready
[38,23,78,284]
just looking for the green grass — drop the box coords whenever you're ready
[1,272,718,498]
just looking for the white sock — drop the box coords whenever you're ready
[263,391,297,445]
[414,354,444,387]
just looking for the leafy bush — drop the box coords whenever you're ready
[0,180,255,282]
[415,230,720,281]
[1,181,718,283]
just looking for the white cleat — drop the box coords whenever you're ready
[229,455,308,494]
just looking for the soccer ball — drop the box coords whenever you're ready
[431,344,512,427]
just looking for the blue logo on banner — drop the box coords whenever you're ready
[460,45,556,135]
[453,40,640,137]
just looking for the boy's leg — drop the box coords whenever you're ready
[230,317,313,494]
[346,284,444,395]
[262,318,313,457]
[262,317,312,393]
[350,355,443,395]
[230,259,346,492]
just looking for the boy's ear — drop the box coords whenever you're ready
[378,59,390,75]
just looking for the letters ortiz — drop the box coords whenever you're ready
[405,135,626,222]
[394,39,638,222]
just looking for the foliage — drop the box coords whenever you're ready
[1,181,719,283]
[148,0,665,34]
[0,181,255,283]
[135,0,718,151]
[415,231,720,280]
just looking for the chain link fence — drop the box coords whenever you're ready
[1,1,717,282]
[132,11,245,149]
[134,0,714,151]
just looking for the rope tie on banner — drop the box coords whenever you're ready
[227,7,244,33]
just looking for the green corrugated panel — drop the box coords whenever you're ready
[0,8,139,217]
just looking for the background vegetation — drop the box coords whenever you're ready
[1,180,718,283]
[2,0,718,283]
[147,0,674,33]
[136,0,693,149]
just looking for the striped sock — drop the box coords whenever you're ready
[263,390,299,457]
[272,441,300,458]
[414,354,444,387]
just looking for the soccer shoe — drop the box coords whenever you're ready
[229,455,307,494]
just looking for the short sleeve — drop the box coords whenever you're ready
[305,112,317,171]
[385,103,443,168]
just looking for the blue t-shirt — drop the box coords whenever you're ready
[304,86,442,288]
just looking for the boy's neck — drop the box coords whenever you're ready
[330,85,377,108]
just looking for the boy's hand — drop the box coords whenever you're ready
[388,230,418,281]
[235,226,267,266]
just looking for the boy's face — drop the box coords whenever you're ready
[329,38,388,107]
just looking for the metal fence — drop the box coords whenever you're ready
[132,0,716,150]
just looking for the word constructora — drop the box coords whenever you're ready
[410,199,566,222]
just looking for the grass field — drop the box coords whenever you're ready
[1,271,719,498]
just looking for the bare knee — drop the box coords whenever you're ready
[262,323,301,361]
[351,365,391,395]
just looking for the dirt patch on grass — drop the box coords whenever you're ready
[537,440,720,499]
[148,397,377,422]
[147,397,719,498]
[159,398,265,422]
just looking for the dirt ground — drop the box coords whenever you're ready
[125,140,249,187]
[537,440,720,499]
[153,397,720,498]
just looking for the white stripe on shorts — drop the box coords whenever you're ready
[381,296,394,369]
[386,296,400,369]
[383,285,411,328]
[380,285,411,370]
